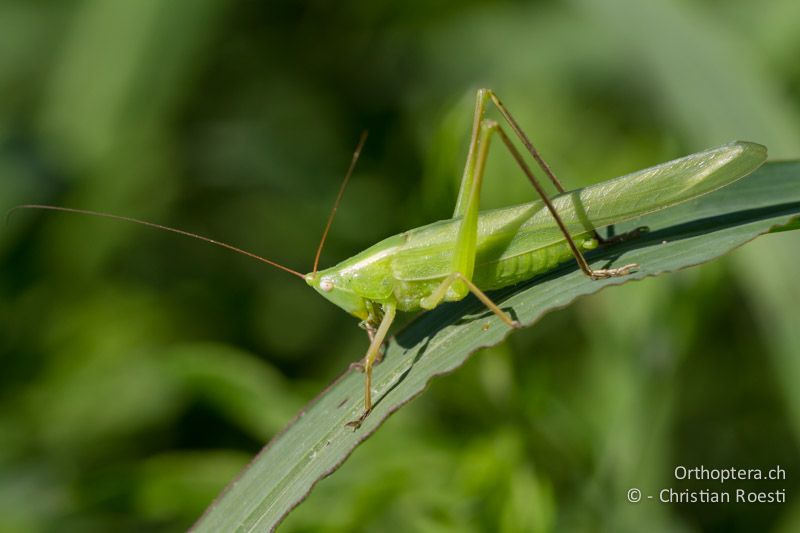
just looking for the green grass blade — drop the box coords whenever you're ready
[193,161,800,532]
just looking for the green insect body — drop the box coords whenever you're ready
[298,97,766,429]
[307,141,766,318]
[306,217,597,316]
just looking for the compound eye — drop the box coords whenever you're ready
[320,278,334,292]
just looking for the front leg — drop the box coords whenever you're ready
[349,317,380,372]
[350,301,386,372]
[346,302,397,429]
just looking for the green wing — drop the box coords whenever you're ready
[553,140,766,229]
[392,141,767,281]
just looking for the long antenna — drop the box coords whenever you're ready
[8,204,307,280]
[312,130,368,275]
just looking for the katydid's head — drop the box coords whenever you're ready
[304,270,369,320]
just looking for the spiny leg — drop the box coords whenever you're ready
[492,124,637,279]
[428,91,638,336]
[476,88,644,246]
[454,89,567,212]
[484,89,567,194]
[346,302,396,429]
[451,88,488,218]
[457,106,636,281]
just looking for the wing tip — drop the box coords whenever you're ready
[729,140,768,162]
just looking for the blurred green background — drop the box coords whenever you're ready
[1,0,799,531]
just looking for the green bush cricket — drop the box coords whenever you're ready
[13,89,767,429]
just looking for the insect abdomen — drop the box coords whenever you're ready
[473,234,595,290]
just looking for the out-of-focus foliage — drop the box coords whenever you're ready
[0,1,798,531]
